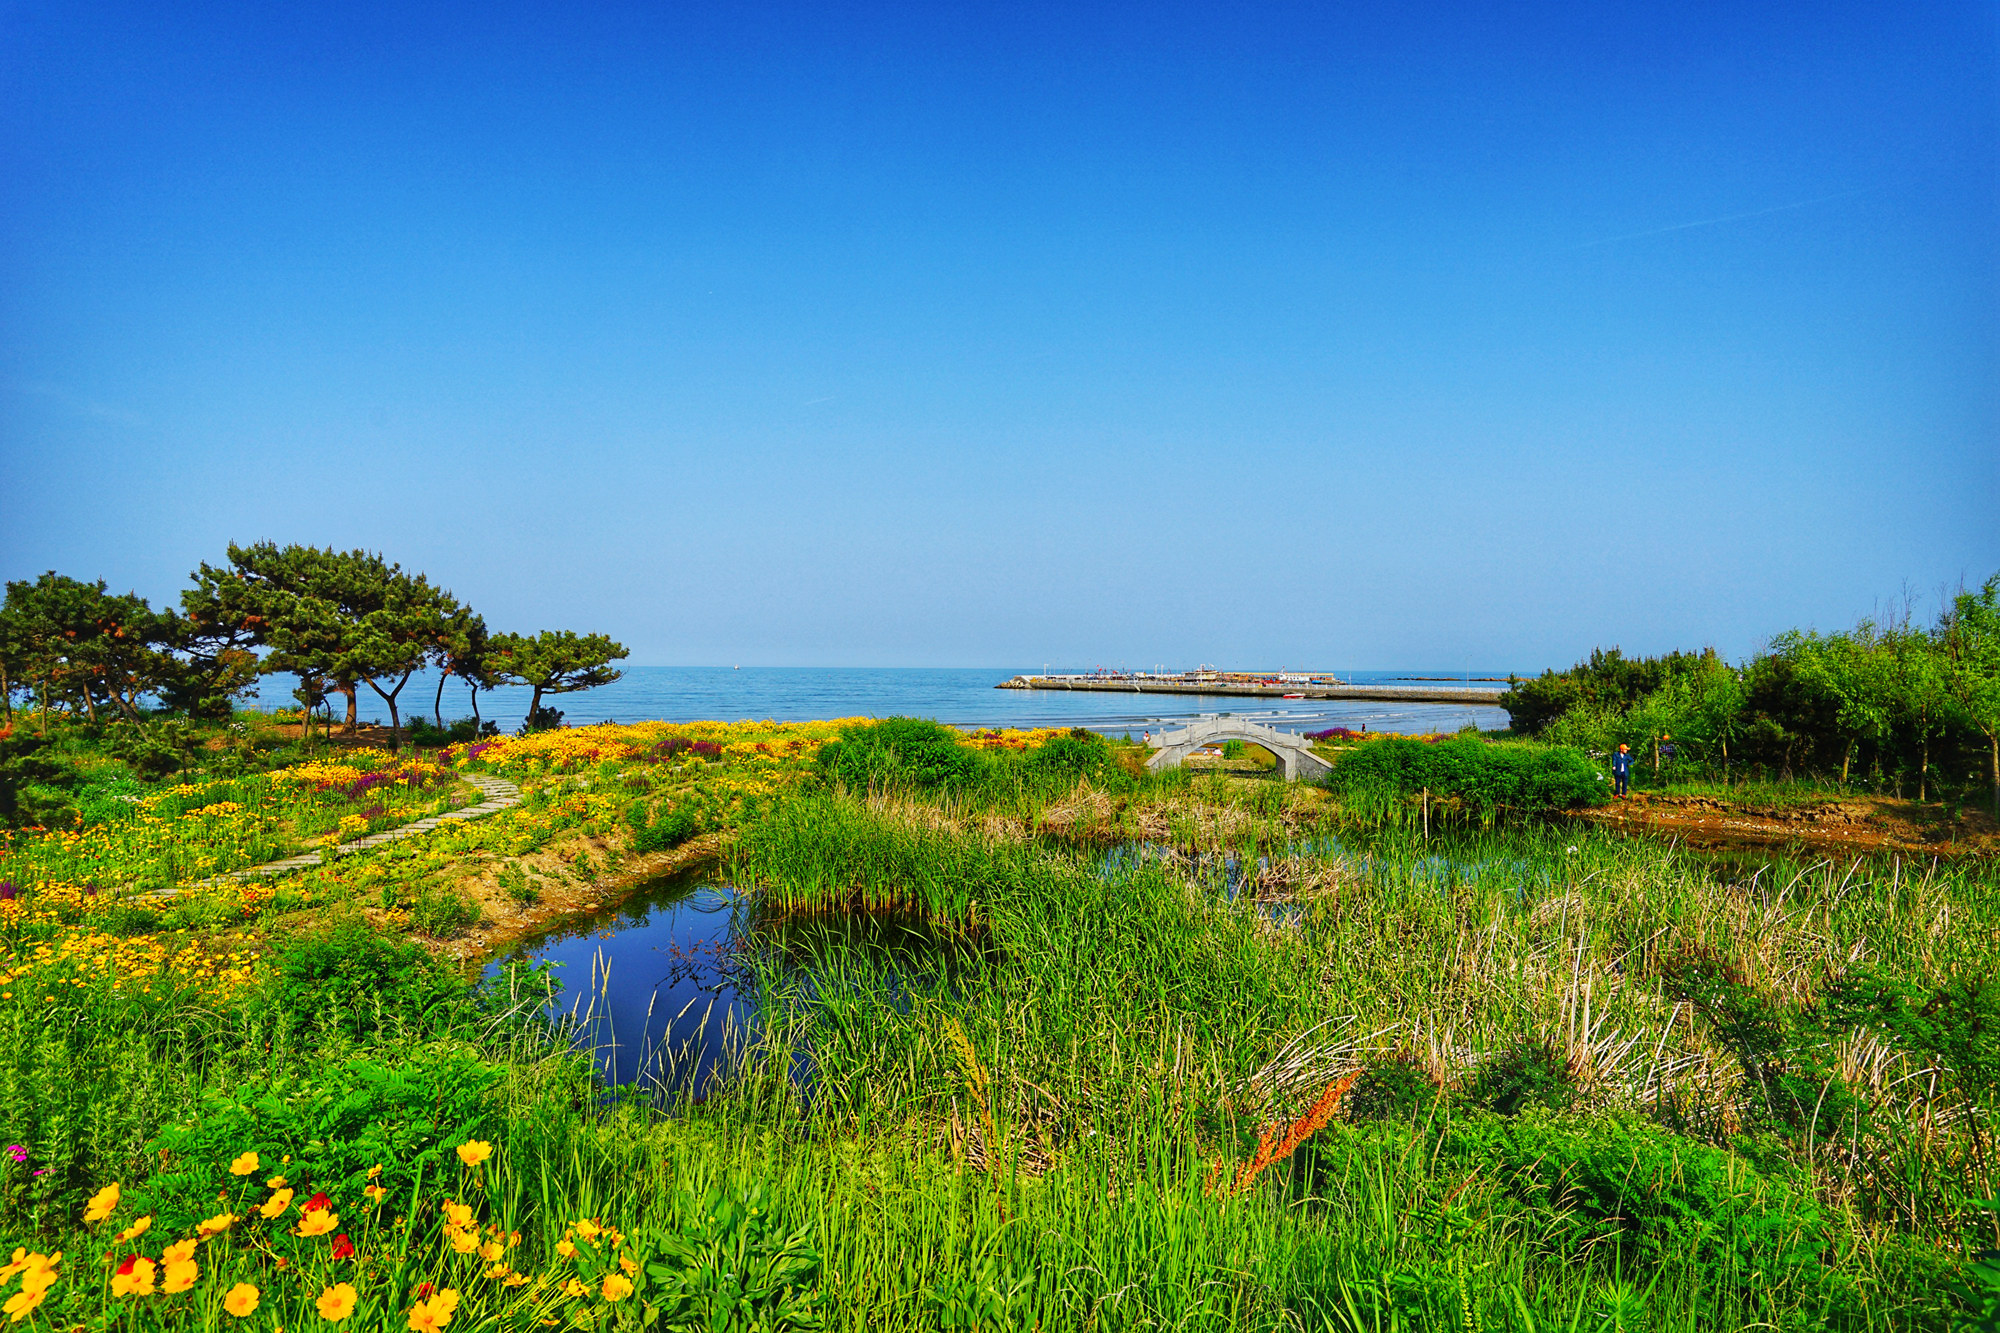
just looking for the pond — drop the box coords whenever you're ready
[486,863,979,1095]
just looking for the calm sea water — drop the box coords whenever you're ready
[256,666,1513,737]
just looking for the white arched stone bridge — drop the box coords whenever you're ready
[1145,718,1333,783]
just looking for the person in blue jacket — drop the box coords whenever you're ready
[1612,743,1633,796]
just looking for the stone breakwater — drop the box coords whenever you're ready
[997,676,1507,705]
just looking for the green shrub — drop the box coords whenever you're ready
[1021,729,1128,791]
[412,887,481,938]
[1322,737,1606,814]
[263,917,466,1037]
[627,798,700,853]
[1447,1112,1824,1281]
[141,1050,503,1236]
[815,717,989,796]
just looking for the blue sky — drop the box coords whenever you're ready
[3,1,1994,671]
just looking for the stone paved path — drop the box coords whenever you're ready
[149,773,522,898]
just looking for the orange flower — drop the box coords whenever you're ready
[454,1141,492,1168]
[163,1258,198,1294]
[440,1201,474,1229]
[160,1238,197,1265]
[229,1152,259,1176]
[224,1282,260,1317]
[197,1212,237,1238]
[601,1273,634,1303]
[110,1256,156,1297]
[114,1216,151,1243]
[298,1208,339,1237]
[258,1187,294,1220]
[83,1183,120,1223]
[317,1282,358,1322]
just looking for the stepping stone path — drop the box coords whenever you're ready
[145,774,521,899]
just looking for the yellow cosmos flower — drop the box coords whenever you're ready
[160,1238,197,1265]
[601,1274,634,1303]
[266,1174,288,1189]
[114,1216,151,1243]
[363,1184,387,1204]
[298,1208,339,1237]
[317,1282,358,1322]
[224,1282,260,1317]
[554,1239,576,1259]
[478,1240,503,1264]
[366,1164,383,1180]
[572,1219,601,1241]
[454,1141,492,1168]
[440,1201,474,1228]
[163,1258,198,1294]
[258,1187,294,1220]
[563,1279,588,1299]
[448,1229,479,1256]
[110,1257,156,1297]
[197,1212,237,1238]
[84,1182,121,1223]
[3,1286,47,1322]
[229,1152,259,1176]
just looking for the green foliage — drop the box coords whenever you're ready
[1444,1113,1825,1282]
[1021,728,1128,791]
[627,797,701,853]
[639,1181,826,1332]
[1322,737,1606,814]
[141,1049,503,1235]
[0,728,74,827]
[412,886,481,938]
[814,717,989,796]
[106,716,203,779]
[488,629,629,723]
[263,916,467,1038]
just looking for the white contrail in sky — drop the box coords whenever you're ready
[1575,185,1879,249]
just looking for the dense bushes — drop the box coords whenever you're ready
[815,717,990,795]
[1321,737,1605,814]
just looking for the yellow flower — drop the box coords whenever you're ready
[601,1273,634,1303]
[163,1258,198,1294]
[224,1282,260,1317]
[317,1282,358,1322]
[563,1279,588,1299]
[115,1216,152,1243]
[448,1229,479,1256]
[161,1238,198,1265]
[366,1164,383,1180]
[197,1212,237,1238]
[554,1239,576,1259]
[258,1187,294,1220]
[573,1219,601,1241]
[501,1271,527,1288]
[3,1286,46,1322]
[111,1257,156,1297]
[619,1255,638,1276]
[229,1151,259,1176]
[441,1201,474,1228]
[363,1184,387,1204]
[84,1182,121,1223]
[298,1208,339,1237]
[454,1141,492,1168]
[267,1174,288,1189]
[406,1287,460,1331]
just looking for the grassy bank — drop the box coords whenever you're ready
[0,717,1995,1329]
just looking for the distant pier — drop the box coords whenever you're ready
[997,673,1507,706]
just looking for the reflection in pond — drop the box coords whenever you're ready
[488,864,982,1098]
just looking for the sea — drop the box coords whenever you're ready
[253,666,1515,737]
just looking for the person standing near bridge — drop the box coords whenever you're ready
[1612,743,1633,796]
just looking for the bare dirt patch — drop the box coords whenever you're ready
[1574,792,2000,856]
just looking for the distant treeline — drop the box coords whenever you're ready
[0,544,627,744]
[1501,573,2000,807]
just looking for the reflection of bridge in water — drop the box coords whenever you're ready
[1145,718,1334,783]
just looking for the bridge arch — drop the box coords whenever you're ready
[1144,718,1333,783]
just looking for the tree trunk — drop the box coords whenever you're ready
[434,672,448,729]
[469,680,481,734]
[79,683,99,726]
[38,676,51,737]
[1920,735,1929,803]
[1841,742,1852,786]
[529,684,545,726]
[0,660,11,720]
[1989,732,1998,820]
[339,683,358,734]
